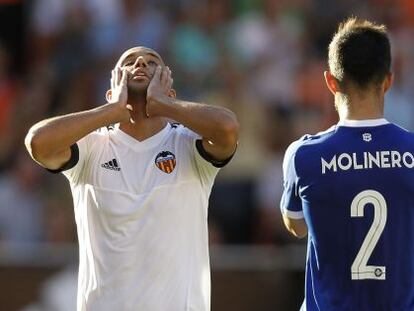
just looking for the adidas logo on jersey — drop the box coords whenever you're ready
[101,159,121,171]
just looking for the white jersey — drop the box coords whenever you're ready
[62,124,220,311]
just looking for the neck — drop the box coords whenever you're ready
[336,90,384,121]
[119,116,168,141]
[119,95,168,141]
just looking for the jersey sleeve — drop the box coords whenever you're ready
[280,140,304,219]
[192,140,221,183]
[46,134,89,181]
[60,134,91,183]
[60,128,110,183]
[177,125,234,185]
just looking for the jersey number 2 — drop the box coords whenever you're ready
[350,190,387,280]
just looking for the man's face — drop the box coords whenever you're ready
[116,47,164,93]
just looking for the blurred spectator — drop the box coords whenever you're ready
[295,57,337,128]
[6,66,55,170]
[31,0,93,91]
[0,151,44,243]
[201,55,268,244]
[253,108,299,245]
[120,0,170,53]
[228,0,305,106]
[84,0,124,58]
[383,26,414,130]
[0,43,20,169]
[168,4,221,97]
[20,265,77,311]
[201,58,268,180]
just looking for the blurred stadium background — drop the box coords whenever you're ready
[0,0,413,310]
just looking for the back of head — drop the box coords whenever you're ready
[328,17,391,90]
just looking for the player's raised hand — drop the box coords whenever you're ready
[109,67,134,123]
[146,66,173,117]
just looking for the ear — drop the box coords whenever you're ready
[324,71,340,95]
[168,89,177,99]
[106,89,112,102]
[383,73,394,93]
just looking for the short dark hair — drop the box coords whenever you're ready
[328,17,391,89]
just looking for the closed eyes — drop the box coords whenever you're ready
[122,59,157,67]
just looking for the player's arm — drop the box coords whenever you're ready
[280,140,308,239]
[282,215,308,238]
[25,69,132,170]
[146,66,239,161]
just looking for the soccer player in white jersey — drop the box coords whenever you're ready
[25,46,239,311]
[281,18,414,310]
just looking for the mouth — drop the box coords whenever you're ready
[131,70,149,81]
[132,76,149,82]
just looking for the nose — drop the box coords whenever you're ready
[134,56,148,68]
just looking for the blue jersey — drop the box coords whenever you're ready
[281,119,414,311]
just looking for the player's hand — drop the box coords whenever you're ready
[109,67,134,123]
[146,66,173,117]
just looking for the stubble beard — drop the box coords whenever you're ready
[127,83,148,103]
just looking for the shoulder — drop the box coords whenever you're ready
[388,122,414,136]
[283,125,337,172]
[78,126,112,151]
[383,124,414,150]
[169,123,200,140]
[285,125,337,159]
[282,135,310,176]
[91,126,113,138]
[301,125,338,146]
[284,136,308,163]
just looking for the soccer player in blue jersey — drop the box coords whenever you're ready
[280,17,414,311]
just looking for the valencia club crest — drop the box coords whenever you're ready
[155,151,176,174]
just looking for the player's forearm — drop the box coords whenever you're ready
[282,215,308,239]
[148,96,239,147]
[25,104,120,164]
